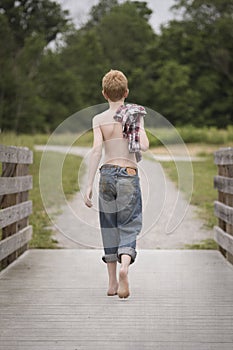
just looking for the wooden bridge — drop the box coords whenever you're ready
[0,145,233,350]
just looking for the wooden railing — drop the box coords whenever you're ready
[0,145,33,270]
[214,147,233,264]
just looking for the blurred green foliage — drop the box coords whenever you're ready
[147,125,233,147]
[0,0,232,133]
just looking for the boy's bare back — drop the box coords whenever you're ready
[94,108,137,168]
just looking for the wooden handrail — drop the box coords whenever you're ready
[0,145,33,270]
[214,147,233,264]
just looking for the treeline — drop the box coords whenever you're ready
[0,0,232,133]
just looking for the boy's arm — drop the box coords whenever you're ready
[84,116,103,208]
[140,117,149,151]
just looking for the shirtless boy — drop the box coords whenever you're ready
[84,70,149,298]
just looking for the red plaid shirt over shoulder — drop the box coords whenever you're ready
[114,104,147,162]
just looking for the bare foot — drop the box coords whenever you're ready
[107,283,118,296]
[117,268,130,299]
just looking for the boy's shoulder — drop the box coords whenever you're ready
[92,112,102,127]
[92,109,110,127]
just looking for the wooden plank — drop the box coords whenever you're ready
[0,200,32,229]
[14,164,30,232]
[0,225,32,261]
[0,145,33,164]
[0,164,28,240]
[214,200,233,225]
[214,226,233,256]
[218,164,233,177]
[214,147,233,165]
[0,175,32,195]
[214,175,233,194]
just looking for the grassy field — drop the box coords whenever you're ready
[2,125,233,148]
[161,156,218,228]
[0,131,93,148]
[159,147,220,249]
[147,125,233,147]
[29,151,82,248]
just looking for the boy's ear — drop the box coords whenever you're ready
[124,89,129,98]
[102,90,108,100]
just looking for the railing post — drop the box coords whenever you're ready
[0,145,33,270]
[214,147,233,264]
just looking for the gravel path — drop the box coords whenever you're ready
[35,145,214,249]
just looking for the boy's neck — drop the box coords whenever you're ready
[108,98,125,111]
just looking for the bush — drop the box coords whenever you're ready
[147,125,233,146]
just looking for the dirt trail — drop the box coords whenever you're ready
[35,145,214,249]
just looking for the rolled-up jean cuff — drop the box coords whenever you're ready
[117,247,137,264]
[102,253,118,264]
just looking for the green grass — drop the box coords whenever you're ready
[0,152,80,248]
[2,125,232,149]
[161,156,219,249]
[29,151,82,248]
[184,239,218,250]
[0,131,93,148]
[0,133,82,248]
[0,132,49,148]
[2,124,233,150]
[147,125,233,147]
[162,156,218,228]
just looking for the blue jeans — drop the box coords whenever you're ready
[99,164,142,264]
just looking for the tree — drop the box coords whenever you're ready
[0,0,71,132]
[1,0,232,132]
[96,1,155,80]
[0,14,15,130]
[61,28,110,107]
[170,0,233,126]
[86,0,119,27]
[153,60,200,125]
[0,0,70,48]
[37,50,84,131]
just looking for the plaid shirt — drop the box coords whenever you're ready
[114,104,147,162]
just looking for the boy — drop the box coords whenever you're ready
[84,70,149,298]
